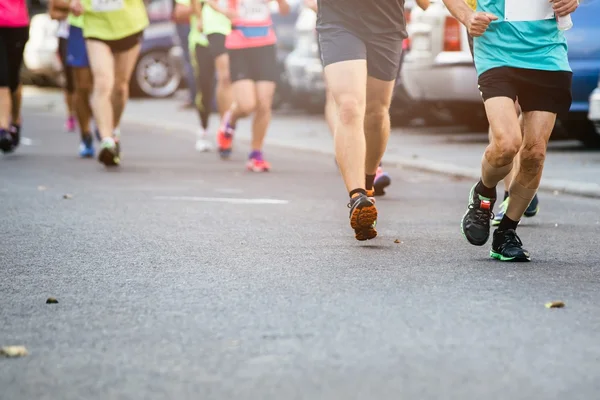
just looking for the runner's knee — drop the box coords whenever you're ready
[490,134,521,165]
[236,98,256,116]
[519,141,546,176]
[217,69,231,87]
[113,82,129,99]
[337,95,364,126]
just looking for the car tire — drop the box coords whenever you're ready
[130,49,181,98]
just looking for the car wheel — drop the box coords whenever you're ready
[131,49,181,98]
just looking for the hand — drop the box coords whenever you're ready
[551,0,579,17]
[466,12,498,37]
[224,8,238,20]
[304,0,317,12]
[70,0,84,16]
[276,0,290,16]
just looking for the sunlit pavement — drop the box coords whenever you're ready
[1,106,600,399]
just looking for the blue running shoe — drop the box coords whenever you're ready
[492,197,508,226]
[523,194,540,218]
[79,136,95,158]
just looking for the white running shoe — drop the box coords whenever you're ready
[195,128,213,152]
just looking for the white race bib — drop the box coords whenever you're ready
[504,0,554,22]
[91,0,124,12]
[238,0,269,21]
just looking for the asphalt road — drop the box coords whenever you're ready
[1,110,600,400]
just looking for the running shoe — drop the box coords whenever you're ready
[373,165,391,196]
[348,193,378,241]
[195,128,213,152]
[79,135,95,158]
[0,129,14,153]
[461,183,495,246]
[492,197,509,226]
[98,137,120,167]
[66,116,76,132]
[217,111,234,159]
[490,229,531,262]
[523,194,540,218]
[246,151,271,172]
[9,124,20,148]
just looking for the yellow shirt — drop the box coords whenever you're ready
[82,0,149,41]
[466,0,477,11]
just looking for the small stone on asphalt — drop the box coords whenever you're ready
[63,194,73,199]
[1,346,28,358]
[46,297,58,304]
[545,301,565,309]
[394,239,401,244]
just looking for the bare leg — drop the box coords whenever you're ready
[86,40,115,139]
[251,81,275,151]
[364,76,394,176]
[10,85,22,125]
[0,88,11,129]
[214,53,233,117]
[324,60,368,192]
[229,80,256,125]
[324,89,336,136]
[112,43,141,128]
[73,67,94,136]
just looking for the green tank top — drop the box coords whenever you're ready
[67,13,84,28]
[176,0,208,48]
[201,0,231,36]
[82,0,149,40]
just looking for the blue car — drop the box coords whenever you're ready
[560,0,600,146]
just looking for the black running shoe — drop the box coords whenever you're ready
[490,229,531,262]
[98,137,120,167]
[523,193,540,218]
[348,193,378,241]
[0,130,14,153]
[9,124,20,148]
[461,183,495,246]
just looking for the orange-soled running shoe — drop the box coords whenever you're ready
[217,111,234,159]
[246,151,271,172]
[348,193,378,241]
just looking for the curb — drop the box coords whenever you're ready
[121,114,600,199]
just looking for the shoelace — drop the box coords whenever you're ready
[468,201,495,223]
[500,230,523,250]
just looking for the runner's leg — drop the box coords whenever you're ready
[324,89,336,136]
[86,39,115,140]
[194,44,215,151]
[73,68,93,135]
[112,42,141,129]
[364,76,394,193]
[251,81,275,152]
[212,37,233,117]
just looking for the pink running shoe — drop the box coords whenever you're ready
[246,151,271,172]
[65,116,76,132]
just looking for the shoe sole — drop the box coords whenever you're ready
[219,148,232,159]
[98,147,120,167]
[460,184,490,246]
[350,202,378,241]
[373,175,391,196]
[0,137,14,153]
[490,250,531,262]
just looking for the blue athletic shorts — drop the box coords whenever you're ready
[66,25,89,68]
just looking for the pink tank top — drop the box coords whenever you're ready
[0,0,30,27]
[225,0,277,50]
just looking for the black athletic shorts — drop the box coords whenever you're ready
[87,30,143,53]
[317,22,403,81]
[228,45,278,83]
[478,67,573,115]
[0,26,29,92]
[207,33,227,58]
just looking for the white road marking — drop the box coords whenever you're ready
[214,188,244,194]
[153,196,288,205]
[21,137,33,146]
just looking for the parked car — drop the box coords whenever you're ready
[22,0,181,98]
[284,0,420,124]
[168,0,302,109]
[589,75,600,140]
[402,0,600,145]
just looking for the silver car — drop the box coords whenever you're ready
[589,76,600,138]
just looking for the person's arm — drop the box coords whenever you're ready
[206,0,237,19]
[276,0,290,16]
[70,0,84,16]
[304,0,317,12]
[48,0,70,19]
[442,0,497,37]
[191,0,203,31]
[415,0,430,11]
